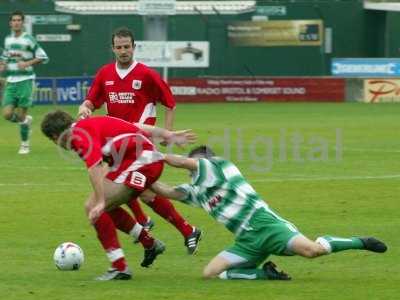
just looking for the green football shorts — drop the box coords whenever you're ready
[2,79,34,108]
[224,207,301,266]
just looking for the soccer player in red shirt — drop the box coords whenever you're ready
[78,27,201,254]
[41,110,197,280]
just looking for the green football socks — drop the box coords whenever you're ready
[317,236,364,253]
[220,268,268,280]
[20,123,30,142]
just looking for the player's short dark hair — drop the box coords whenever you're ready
[41,110,74,140]
[10,10,25,21]
[112,27,135,46]
[188,145,216,159]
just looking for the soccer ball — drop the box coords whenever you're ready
[53,242,84,270]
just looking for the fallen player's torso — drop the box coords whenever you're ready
[182,158,269,235]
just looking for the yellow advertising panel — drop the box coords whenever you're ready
[228,20,323,47]
[364,79,400,103]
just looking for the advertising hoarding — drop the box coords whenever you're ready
[33,77,345,104]
[34,77,92,104]
[169,78,344,102]
[364,79,400,103]
[135,41,209,68]
[332,58,400,77]
[228,20,323,47]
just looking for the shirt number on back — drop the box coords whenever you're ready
[130,172,147,189]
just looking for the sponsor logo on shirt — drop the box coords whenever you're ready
[209,195,222,208]
[132,80,142,90]
[105,81,114,86]
[109,92,135,104]
[8,51,23,59]
[130,172,147,190]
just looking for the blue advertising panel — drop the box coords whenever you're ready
[331,58,400,77]
[55,77,92,104]
[33,78,54,105]
[33,77,93,105]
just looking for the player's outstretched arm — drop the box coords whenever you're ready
[150,181,187,201]
[164,154,198,171]
[135,123,196,147]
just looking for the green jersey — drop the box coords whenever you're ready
[1,32,48,83]
[177,157,270,236]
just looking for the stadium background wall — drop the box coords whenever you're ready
[0,0,398,78]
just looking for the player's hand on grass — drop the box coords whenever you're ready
[165,129,197,148]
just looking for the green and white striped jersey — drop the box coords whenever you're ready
[1,32,48,83]
[176,157,269,236]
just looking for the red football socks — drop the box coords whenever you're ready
[148,195,193,238]
[138,227,155,249]
[108,207,136,234]
[108,207,155,249]
[93,212,127,271]
[128,197,149,225]
[112,257,127,271]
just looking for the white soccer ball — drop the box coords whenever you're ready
[53,242,84,270]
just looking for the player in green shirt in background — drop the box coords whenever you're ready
[0,11,48,154]
[150,145,387,280]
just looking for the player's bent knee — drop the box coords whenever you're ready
[202,263,224,279]
[202,256,231,279]
[298,244,324,258]
[308,244,326,258]
[2,110,13,120]
[304,249,320,258]
[202,267,217,279]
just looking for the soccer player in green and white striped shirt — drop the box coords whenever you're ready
[0,11,48,154]
[150,146,387,280]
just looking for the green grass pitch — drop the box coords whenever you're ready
[0,103,398,300]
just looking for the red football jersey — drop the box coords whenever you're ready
[86,61,176,125]
[71,116,157,169]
